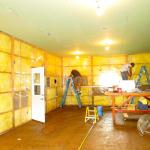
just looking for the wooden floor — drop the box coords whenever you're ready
[0,106,150,150]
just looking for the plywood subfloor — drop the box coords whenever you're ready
[0,106,150,150]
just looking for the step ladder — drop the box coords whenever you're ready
[131,66,150,104]
[85,106,99,124]
[61,77,82,108]
[136,66,150,87]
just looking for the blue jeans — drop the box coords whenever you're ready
[121,71,128,80]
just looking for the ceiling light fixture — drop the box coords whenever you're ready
[96,0,116,16]
[76,56,80,59]
[96,0,104,16]
[96,6,104,16]
[101,39,114,45]
[73,50,82,55]
[105,46,110,51]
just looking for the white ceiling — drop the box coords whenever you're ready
[0,0,150,56]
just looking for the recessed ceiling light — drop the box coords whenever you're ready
[75,56,80,59]
[73,50,82,55]
[105,46,110,51]
[101,39,114,45]
[96,0,117,8]
[96,7,104,16]
[95,0,117,16]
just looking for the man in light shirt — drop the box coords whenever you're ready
[121,63,135,80]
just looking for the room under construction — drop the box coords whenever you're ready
[0,0,150,150]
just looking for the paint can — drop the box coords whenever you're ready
[117,88,122,93]
[97,106,103,117]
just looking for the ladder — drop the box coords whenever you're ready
[131,66,150,104]
[61,77,82,108]
[85,106,99,124]
[136,66,150,87]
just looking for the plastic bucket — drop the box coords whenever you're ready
[97,106,103,117]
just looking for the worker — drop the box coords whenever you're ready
[121,63,135,80]
[70,70,82,94]
[70,69,81,78]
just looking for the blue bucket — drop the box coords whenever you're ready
[97,106,103,117]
